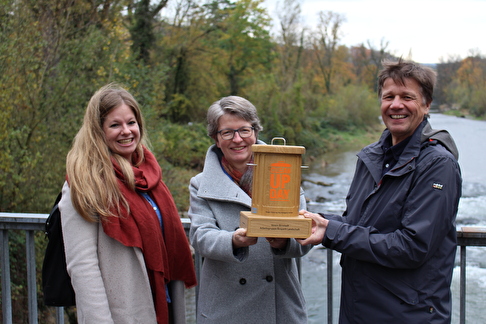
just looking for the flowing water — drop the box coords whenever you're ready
[301,113,486,323]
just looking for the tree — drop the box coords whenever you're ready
[436,55,462,107]
[274,0,305,92]
[212,0,274,95]
[454,54,486,116]
[252,0,306,144]
[127,0,168,63]
[310,10,346,94]
[0,0,127,212]
[351,39,390,92]
[155,0,220,123]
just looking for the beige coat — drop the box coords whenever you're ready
[59,181,186,324]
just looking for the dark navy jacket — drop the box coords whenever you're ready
[323,119,462,323]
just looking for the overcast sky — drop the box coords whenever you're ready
[263,0,486,64]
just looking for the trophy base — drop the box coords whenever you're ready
[240,211,312,239]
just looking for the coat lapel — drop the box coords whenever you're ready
[198,144,252,208]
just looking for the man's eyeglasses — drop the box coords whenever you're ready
[217,126,254,140]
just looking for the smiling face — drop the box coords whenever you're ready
[380,77,430,145]
[216,113,257,173]
[102,103,140,162]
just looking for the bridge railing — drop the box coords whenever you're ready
[1,212,485,324]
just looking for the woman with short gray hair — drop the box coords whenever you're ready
[188,96,310,323]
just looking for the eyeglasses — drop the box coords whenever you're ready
[217,126,254,140]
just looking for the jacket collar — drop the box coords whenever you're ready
[197,143,268,208]
[360,118,458,182]
[359,120,427,182]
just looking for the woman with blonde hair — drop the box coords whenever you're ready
[60,83,196,323]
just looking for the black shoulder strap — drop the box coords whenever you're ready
[45,192,62,234]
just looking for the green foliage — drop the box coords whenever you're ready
[209,0,274,95]
[8,231,27,315]
[468,89,486,117]
[151,122,213,170]
[130,0,155,62]
[453,85,486,118]
[158,162,200,213]
[439,56,486,118]
[0,0,131,212]
[150,122,212,211]
[161,93,196,124]
[322,84,380,131]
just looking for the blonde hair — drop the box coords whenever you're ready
[66,83,149,222]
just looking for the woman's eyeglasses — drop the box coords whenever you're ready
[217,126,254,140]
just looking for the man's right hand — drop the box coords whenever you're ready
[297,210,328,246]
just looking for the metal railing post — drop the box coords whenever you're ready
[26,230,38,324]
[460,245,466,324]
[55,307,65,323]
[327,248,333,324]
[1,229,13,324]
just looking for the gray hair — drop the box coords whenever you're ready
[207,96,263,139]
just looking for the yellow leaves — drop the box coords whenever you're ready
[457,57,486,89]
[97,66,107,77]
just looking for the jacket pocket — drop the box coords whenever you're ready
[363,266,420,306]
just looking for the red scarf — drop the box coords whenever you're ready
[221,156,253,197]
[102,147,196,323]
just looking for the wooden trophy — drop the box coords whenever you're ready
[240,138,311,238]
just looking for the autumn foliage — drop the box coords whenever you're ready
[1,0,484,213]
[1,0,484,321]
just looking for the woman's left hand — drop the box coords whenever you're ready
[233,228,258,248]
[265,237,288,250]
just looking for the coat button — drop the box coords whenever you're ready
[266,275,273,282]
[239,278,247,285]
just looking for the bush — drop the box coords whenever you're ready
[151,122,213,170]
[325,85,380,131]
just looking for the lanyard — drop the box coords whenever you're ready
[138,192,171,303]
[139,192,164,236]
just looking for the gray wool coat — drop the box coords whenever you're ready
[188,144,311,324]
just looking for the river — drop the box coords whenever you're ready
[301,113,486,323]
